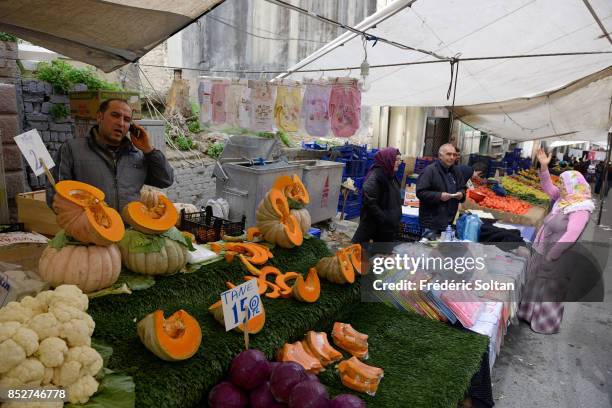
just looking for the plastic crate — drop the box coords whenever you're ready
[395,162,406,182]
[414,158,434,174]
[0,223,25,233]
[338,158,367,178]
[307,227,321,238]
[301,141,328,150]
[180,206,245,243]
[341,201,362,219]
[396,214,422,241]
[330,144,368,159]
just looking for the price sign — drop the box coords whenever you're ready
[13,130,55,176]
[220,279,262,332]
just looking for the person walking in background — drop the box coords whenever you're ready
[352,148,403,243]
[416,144,467,239]
[518,148,594,334]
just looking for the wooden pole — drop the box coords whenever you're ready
[40,158,56,188]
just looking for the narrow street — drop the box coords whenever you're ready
[492,196,612,408]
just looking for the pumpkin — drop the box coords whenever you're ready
[181,231,196,243]
[173,203,198,227]
[224,243,269,265]
[119,236,188,275]
[276,341,323,374]
[137,309,202,361]
[276,272,299,298]
[331,322,369,359]
[256,190,303,249]
[53,180,125,246]
[38,243,121,293]
[338,357,384,395]
[292,268,320,303]
[290,208,311,235]
[208,300,266,334]
[342,244,362,275]
[315,251,355,284]
[123,191,178,235]
[303,331,342,366]
[273,174,310,206]
[246,227,262,241]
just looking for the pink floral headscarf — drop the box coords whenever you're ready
[552,170,595,214]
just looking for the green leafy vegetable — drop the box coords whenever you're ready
[49,230,89,249]
[88,283,132,299]
[119,230,165,254]
[162,227,196,251]
[91,339,113,369]
[116,273,156,291]
[66,372,135,408]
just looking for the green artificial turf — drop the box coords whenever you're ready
[88,239,488,408]
[317,303,489,407]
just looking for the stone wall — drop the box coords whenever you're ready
[20,79,75,191]
[0,40,26,221]
[164,151,217,209]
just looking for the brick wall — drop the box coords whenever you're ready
[164,155,217,209]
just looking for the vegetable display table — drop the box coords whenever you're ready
[88,239,488,407]
[462,198,548,229]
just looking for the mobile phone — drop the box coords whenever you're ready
[129,123,141,139]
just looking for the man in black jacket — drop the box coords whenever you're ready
[416,144,466,238]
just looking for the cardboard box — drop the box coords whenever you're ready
[0,232,49,271]
[16,190,60,236]
[69,90,141,119]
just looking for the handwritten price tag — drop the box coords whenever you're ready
[13,130,54,176]
[220,279,262,332]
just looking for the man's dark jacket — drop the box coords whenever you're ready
[416,160,466,231]
[46,126,174,212]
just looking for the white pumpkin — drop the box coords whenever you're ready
[119,238,188,276]
[290,208,311,235]
[38,244,121,293]
[172,203,198,227]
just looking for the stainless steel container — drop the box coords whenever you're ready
[215,160,305,227]
[289,160,344,224]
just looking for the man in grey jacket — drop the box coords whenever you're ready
[46,98,174,212]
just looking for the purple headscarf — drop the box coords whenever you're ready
[365,147,399,180]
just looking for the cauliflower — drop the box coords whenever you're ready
[20,295,48,314]
[27,313,60,340]
[0,301,34,324]
[66,346,103,377]
[48,285,88,312]
[53,360,81,387]
[35,290,55,309]
[12,327,39,356]
[48,304,95,347]
[67,375,99,404]
[0,321,21,342]
[42,366,54,385]
[3,358,45,387]
[0,339,26,374]
[36,337,68,368]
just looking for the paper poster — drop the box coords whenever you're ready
[13,129,55,176]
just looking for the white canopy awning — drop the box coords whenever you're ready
[0,0,226,72]
[284,0,612,141]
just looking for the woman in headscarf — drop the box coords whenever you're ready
[352,147,403,243]
[518,148,595,334]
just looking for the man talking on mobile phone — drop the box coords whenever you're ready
[416,143,467,239]
[46,98,174,212]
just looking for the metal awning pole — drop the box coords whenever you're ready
[597,131,612,225]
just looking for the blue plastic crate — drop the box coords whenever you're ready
[414,158,434,174]
[307,227,321,238]
[301,141,328,150]
[342,201,362,219]
[395,162,406,182]
[338,158,367,178]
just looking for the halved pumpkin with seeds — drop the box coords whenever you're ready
[137,309,202,361]
[122,190,178,235]
[53,180,124,245]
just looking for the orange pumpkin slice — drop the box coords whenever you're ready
[225,250,237,263]
[276,272,299,298]
[136,309,202,361]
[246,227,262,241]
[53,180,125,245]
[338,357,384,395]
[238,254,261,277]
[332,322,369,359]
[292,268,320,303]
[123,194,178,234]
[210,242,224,254]
[225,243,268,265]
[208,300,265,334]
[342,244,363,275]
[286,174,310,205]
[276,341,324,374]
[304,331,342,365]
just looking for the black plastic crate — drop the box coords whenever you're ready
[396,216,422,241]
[0,223,25,233]
[180,206,245,243]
